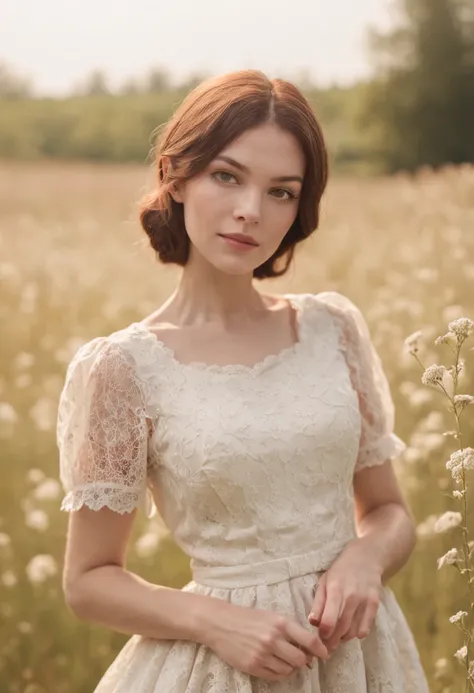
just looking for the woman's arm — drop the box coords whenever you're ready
[352,459,417,583]
[63,506,219,644]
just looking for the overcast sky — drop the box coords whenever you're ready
[2,0,394,95]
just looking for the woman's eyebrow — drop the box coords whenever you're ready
[214,155,303,183]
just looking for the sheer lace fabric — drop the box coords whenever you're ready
[57,338,158,517]
[57,291,428,692]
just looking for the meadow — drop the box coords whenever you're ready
[1,160,473,692]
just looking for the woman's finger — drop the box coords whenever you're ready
[308,573,327,625]
[356,596,380,639]
[341,602,366,642]
[318,585,343,640]
[323,594,360,649]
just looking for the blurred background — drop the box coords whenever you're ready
[1,0,473,691]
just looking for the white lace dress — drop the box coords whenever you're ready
[57,291,429,693]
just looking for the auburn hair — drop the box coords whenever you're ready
[139,69,328,279]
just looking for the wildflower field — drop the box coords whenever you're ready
[1,161,473,692]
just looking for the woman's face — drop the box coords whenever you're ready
[170,122,306,276]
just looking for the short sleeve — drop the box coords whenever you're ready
[318,291,406,473]
[56,336,155,517]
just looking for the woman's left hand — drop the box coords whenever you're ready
[307,539,383,654]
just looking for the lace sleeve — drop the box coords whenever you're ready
[56,336,155,517]
[318,291,406,473]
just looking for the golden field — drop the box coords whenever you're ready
[0,161,473,693]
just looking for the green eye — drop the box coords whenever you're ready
[212,171,237,184]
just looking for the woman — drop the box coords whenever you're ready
[57,69,429,691]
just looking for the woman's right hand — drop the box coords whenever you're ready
[200,601,329,682]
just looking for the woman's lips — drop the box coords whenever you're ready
[218,234,259,249]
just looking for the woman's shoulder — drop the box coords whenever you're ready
[62,322,153,387]
[286,290,361,317]
[287,291,370,347]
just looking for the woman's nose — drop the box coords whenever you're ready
[233,191,262,225]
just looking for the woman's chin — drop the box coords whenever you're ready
[209,254,261,276]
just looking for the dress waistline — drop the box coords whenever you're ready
[191,546,344,589]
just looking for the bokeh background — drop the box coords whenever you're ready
[1,1,474,691]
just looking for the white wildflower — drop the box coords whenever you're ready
[0,532,11,548]
[421,364,447,387]
[435,333,454,346]
[33,478,61,501]
[446,448,474,483]
[2,570,17,587]
[416,514,439,539]
[13,352,35,371]
[420,411,445,431]
[25,554,57,584]
[454,395,474,414]
[448,318,474,342]
[434,511,463,534]
[454,395,474,405]
[434,657,450,679]
[25,509,49,532]
[453,490,465,499]
[0,402,18,424]
[408,389,433,407]
[0,402,18,439]
[29,396,56,432]
[449,610,468,624]
[454,645,468,663]
[404,330,423,353]
[438,548,459,569]
[404,447,425,465]
[27,469,45,485]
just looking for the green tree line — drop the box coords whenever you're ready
[1,0,473,173]
[0,72,366,172]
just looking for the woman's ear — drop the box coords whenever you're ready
[162,155,184,203]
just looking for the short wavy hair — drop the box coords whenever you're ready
[139,69,328,279]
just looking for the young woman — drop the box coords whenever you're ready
[57,69,429,692]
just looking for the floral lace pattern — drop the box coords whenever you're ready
[56,291,428,692]
[57,338,158,517]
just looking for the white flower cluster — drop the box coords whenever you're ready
[435,319,474,347]
[448,318,474,342]
[438,548,459,569]
[446,448,474,483]
[404,330,423,353]
[435,334,452,346]
[454,395,474,405]
[454,645,468,663]
[25,554,57,584]
[454,394,474,414]
[450,610,468,624]
[434,511,463,534]
[421,364,446,387]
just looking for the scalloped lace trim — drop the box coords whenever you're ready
[126,294,313,377]
[60,487,148,515]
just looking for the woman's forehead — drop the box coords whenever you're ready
[215,126,305,175]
